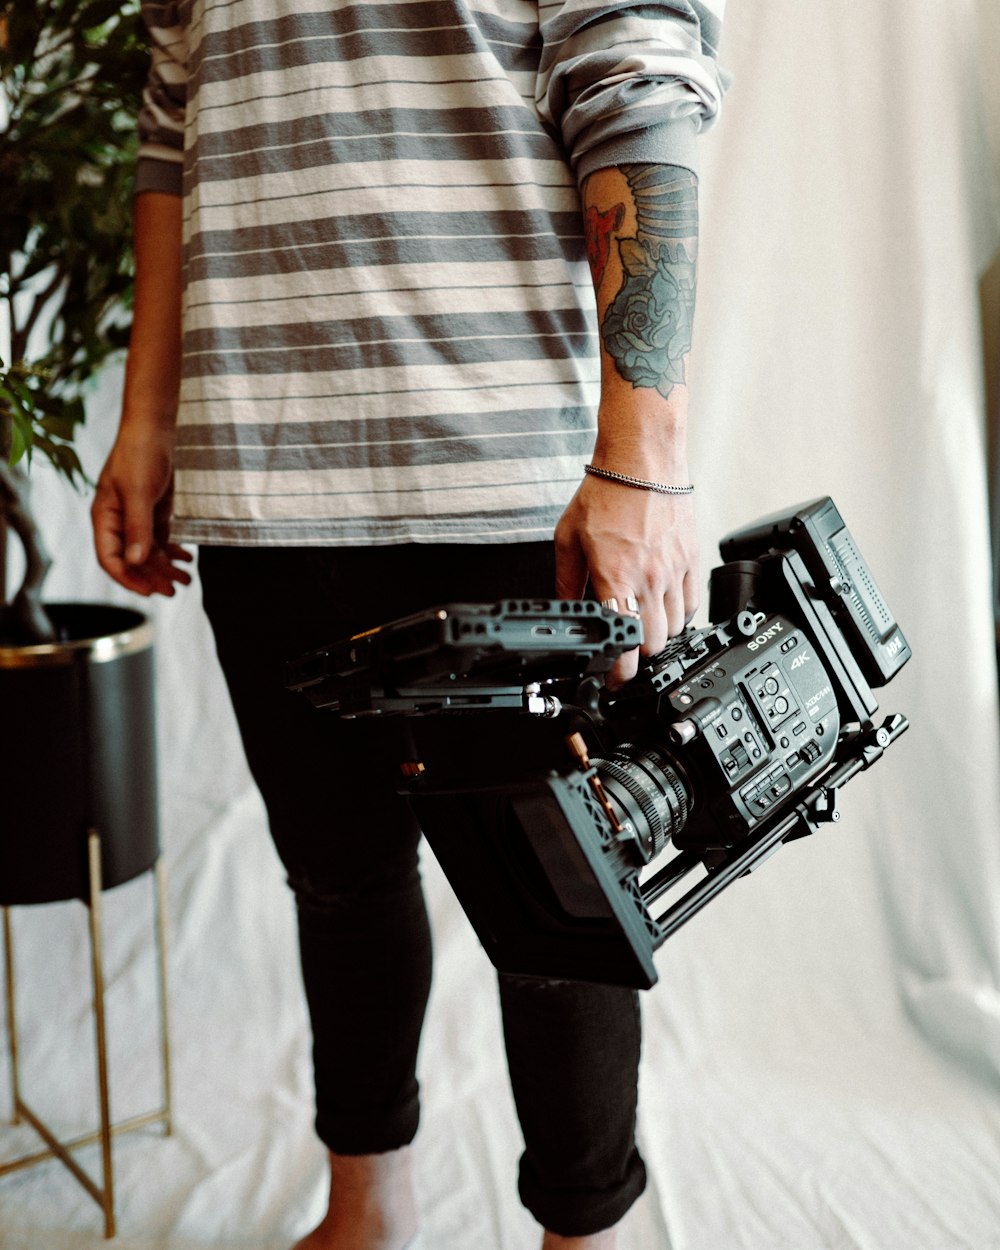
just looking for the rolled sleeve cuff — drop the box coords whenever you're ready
[576,113,701,183]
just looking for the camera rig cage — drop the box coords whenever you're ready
[288,498,911,989]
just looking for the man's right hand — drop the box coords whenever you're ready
[91,425,192,597]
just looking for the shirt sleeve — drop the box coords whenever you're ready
[535,0,730,183]
[135,2,189,197]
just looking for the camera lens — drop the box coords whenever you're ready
[593,745,690,862]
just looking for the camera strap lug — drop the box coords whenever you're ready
[809,786,840,824]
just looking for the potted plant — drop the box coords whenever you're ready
[0,17,171,1236]
[1,0,146,641]
[0,0,162,899]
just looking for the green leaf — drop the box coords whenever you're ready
[51,442,88,487]
[0,384,29,419]
[2,0,143,484]
[9,418,29,468]
[38,413,78,441]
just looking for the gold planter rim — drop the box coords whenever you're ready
[0,604,154,669]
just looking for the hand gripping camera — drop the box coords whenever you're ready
[288,498,911,988]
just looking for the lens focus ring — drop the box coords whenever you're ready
[595,745,690,861]
[599,755,665,854]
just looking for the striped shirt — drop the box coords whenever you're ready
[137,0,728,546]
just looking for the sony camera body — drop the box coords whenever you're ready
[288,498,910,988]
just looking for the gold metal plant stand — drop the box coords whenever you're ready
[0,829,173,1239]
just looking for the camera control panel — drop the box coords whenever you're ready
[658,616,839,846]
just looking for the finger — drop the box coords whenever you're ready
[554,526,589,600]
[606,645,640,691]
[157,554,193,587]
[664,583,687,640]
[145,547,191,590]
[166,543,193,562]
[683,569,700,626]
[121,487,155,567]
[92,488,145,589]
[590,578,644,690]
[638,595,669,657]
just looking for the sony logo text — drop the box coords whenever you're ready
[747,622,784,652]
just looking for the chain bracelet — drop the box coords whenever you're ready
[583,464,694,496]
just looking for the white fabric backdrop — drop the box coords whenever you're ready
[4,1,1000,1246]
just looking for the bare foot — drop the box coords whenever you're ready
[541,1231,617,1250]
[291,1148,418,1250]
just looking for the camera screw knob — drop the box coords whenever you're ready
[523,682,562,718]
[669,718,699,746]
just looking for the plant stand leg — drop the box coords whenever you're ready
[0,840,172,1238]
[153,858,173,1137]
[86,829,116,1240]
[2,907,22,1125]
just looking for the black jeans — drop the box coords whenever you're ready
[199,544,646,1237]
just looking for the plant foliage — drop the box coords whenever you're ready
[1,0,146,484]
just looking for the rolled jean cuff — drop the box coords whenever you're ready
[315,1093,420,1157]
[518,1147,647,1237]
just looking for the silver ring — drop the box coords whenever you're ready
[624,595,640,614]
[600,597,619,612]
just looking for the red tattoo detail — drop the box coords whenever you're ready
[585,202,625,289]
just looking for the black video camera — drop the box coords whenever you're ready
[288,498,910,988]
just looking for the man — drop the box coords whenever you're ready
[92,2,727,1246]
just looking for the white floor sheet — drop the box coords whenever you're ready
[4,1,1000,1246]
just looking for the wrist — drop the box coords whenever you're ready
[119,389,179,435]
[583,463,693,495]
[592,413,689,482]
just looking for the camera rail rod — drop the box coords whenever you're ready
[643,713,909,944]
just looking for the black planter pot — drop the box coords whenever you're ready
[0,603,159,905]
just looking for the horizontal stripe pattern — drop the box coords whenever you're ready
[174,415,597,471]
[137,0,726,547]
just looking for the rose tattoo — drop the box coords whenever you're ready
[602,239,696,397]
[594,166,699,400]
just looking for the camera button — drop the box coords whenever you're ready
[731,707,743,722]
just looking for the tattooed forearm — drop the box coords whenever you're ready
[584,202,625,289]
[585,165,699,401]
